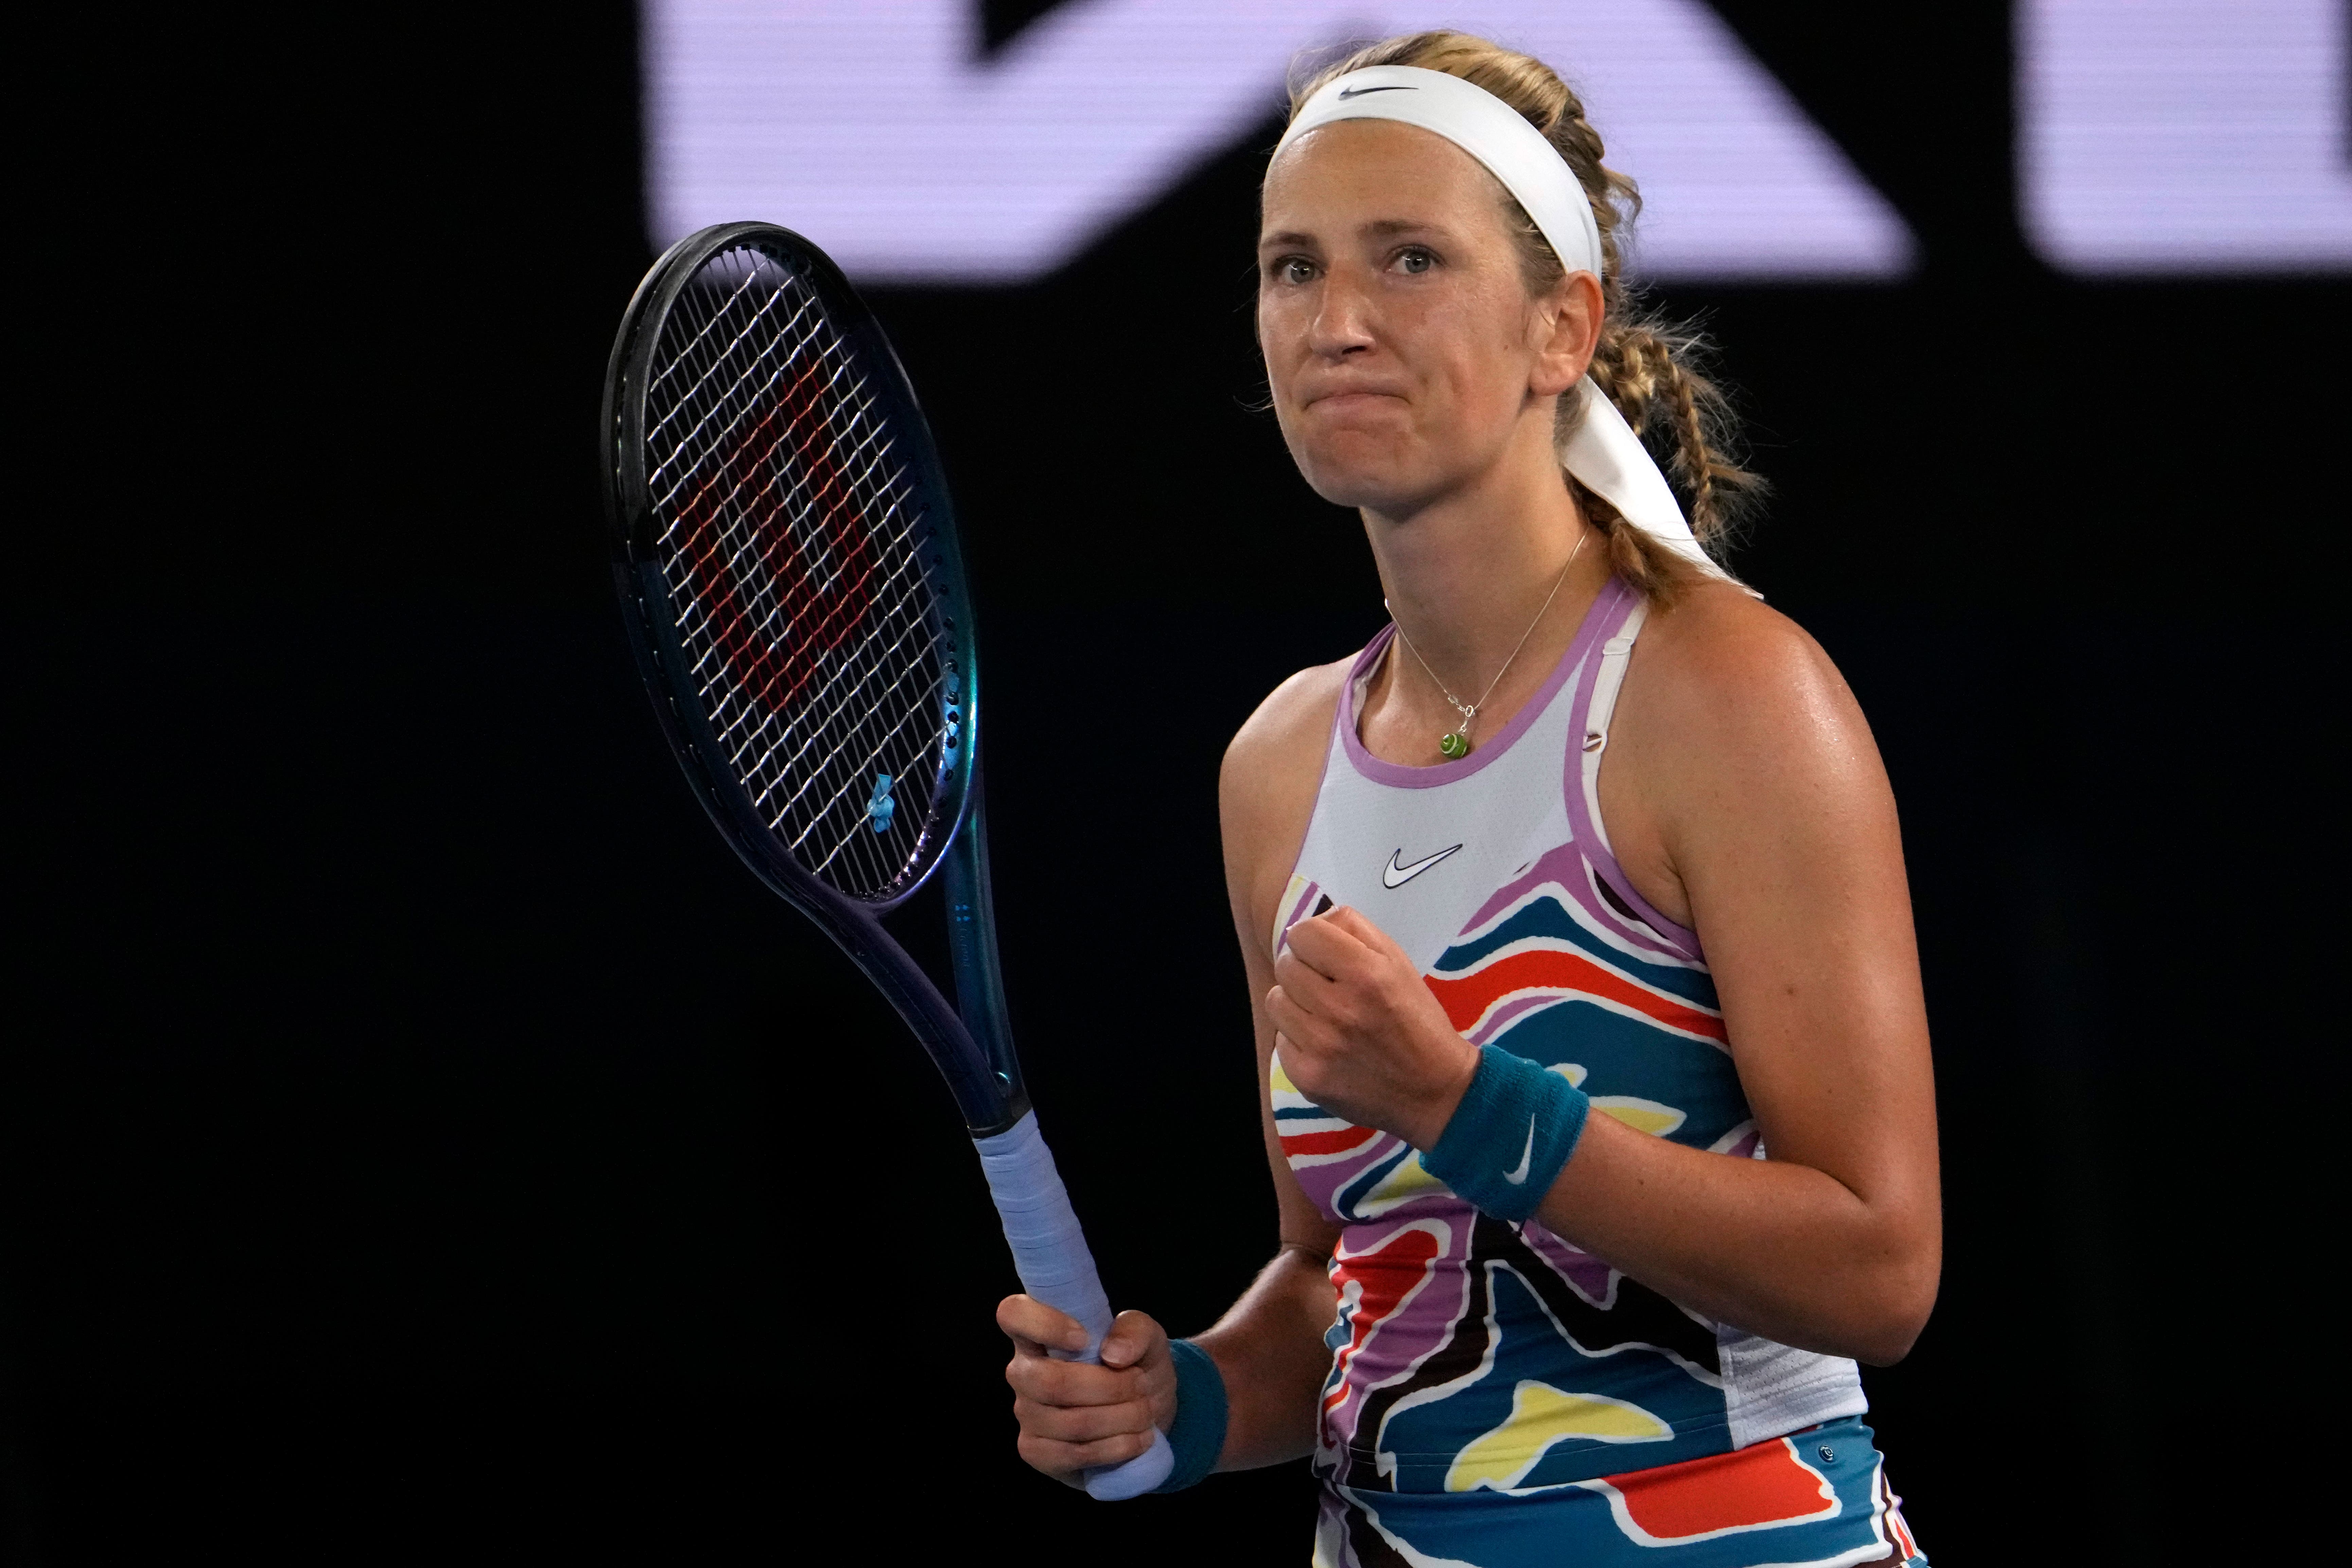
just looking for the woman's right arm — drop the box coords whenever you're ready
[996,660,1346,1481]
[1183,958,1345,1467]
[1192,662,1350,1469]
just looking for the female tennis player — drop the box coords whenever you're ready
[998,32,1936,1566]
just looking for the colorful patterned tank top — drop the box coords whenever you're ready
[1272,577,1868,1519]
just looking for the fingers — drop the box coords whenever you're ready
[1098,1308,1168,1371]
[1107,1309,1183,1434]
[1281,910,1363,980]
[1287,908,1398,987]
[1267,989,1324,1060]
[1271,944,1322,1003]
[1015,1417,1163,1482]
[1002,1298,1164,1485]
[996,1293,1090,1357]
[1271,935,1367,1041]
[1010,1380,1157,1444]
[1267,976,1296,1028]
[1324,904,1406,962]
[1274,907,1402,1043]
[1007,1342,1147,1405]
[1271,902,1458,1134]
[1271,939,1355,1027]
[1000,1297,1143,1410]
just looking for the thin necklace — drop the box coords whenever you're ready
[1386,531,1588,760]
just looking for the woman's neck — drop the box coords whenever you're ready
[1358,440,1612,766]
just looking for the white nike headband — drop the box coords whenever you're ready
[1276,65,1729,581]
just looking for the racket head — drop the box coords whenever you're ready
[603,222,978,916]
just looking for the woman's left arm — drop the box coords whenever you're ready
[1268,592,1939,1366]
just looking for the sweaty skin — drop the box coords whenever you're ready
[998,117,1939,1492]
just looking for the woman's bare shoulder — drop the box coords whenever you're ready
[1613,577,1892,880]
[1628,579,1860,746]
[1219,657,1352,887]
[1225,658,1351,772]
[1605,578,1895,931]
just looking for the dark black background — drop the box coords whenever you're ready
[8,2,2339,1562]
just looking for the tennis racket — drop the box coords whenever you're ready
[600,221,1172,1500]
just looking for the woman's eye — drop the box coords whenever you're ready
[1395,248,1435,275]
[1276,257,1315,285]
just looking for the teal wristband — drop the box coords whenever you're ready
[1150,1338,1228,1494]
[1418,1045,1590,1223]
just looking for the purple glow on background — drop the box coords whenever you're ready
[645,1,1915,284]
[2021,0,2352,273]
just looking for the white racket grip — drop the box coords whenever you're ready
[974,1112,1174,1500]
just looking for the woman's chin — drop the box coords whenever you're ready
[1291,442,1425,510]
[1298,462,1435,516]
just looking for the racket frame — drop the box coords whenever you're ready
[602,221,1169,1499]
[601,221,1023,1135]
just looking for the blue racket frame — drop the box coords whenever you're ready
[602,222,1172,1499]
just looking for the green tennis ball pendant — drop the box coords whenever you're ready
[1439,731,1470,759]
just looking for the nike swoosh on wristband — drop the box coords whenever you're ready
[1382,843,1464,889]
[1501,1115,1537,1185]
[1336,84,1417,99]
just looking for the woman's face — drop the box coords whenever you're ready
[1257,119,1593,518]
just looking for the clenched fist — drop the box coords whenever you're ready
[1267,905,1480,1149]
[999,1296,1177,1486]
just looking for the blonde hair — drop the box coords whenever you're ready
[1285,32,1765,604]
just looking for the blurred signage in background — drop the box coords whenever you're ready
[644,0,1914,283]
[2020,0,2352,274]
[646,1,2352,284]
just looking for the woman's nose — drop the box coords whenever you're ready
[1307,271,1376,358]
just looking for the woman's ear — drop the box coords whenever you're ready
[1530,270,1604,397]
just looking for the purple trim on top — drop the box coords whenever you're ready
[1454,841,1589,944]
[1562,592,1706,964]
[1342,577,1636,789]
[1513,838,1696,967]
[1445,838,1699,971]
[1591,859,1703,964]
[1468,991,1569,1046]
[1569,853,1692,965]
[1274,877,1325,958]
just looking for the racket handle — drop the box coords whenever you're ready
[974,1112,1175,1501]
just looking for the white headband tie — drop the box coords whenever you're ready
[1277,65,1729,582]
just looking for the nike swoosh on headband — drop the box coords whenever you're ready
[1501,1115,1537,1185]
[1382,843,1464,889]
[1336,84,1417,98]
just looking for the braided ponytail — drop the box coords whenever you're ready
[1287,32,1765,605]
[1583,315,1763,602]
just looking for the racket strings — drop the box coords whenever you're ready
[667,317,931,897]
[642,261,809,457]
[666,266,931,892]
[641,244,952,901]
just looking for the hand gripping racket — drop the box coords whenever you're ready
[601,222,1172,1499]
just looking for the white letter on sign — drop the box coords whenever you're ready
[646,1,1913,284]
[2020,0,2352,273]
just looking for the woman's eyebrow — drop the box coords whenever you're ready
[1259,217,1448,251]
